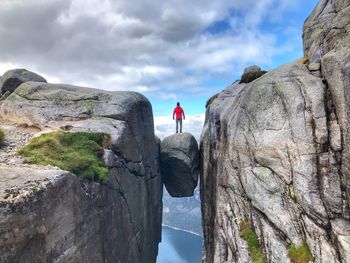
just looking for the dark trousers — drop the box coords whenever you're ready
[176,118,182,133]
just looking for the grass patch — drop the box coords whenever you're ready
[240,70,267,84]
[19,131,111,182]
[0,128,4,147]
[288,241,314,263]
[239,220,266,263]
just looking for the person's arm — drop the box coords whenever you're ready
[173,108,175,120]
[182,109,185,120]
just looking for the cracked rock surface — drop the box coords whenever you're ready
[200,1,350,262]
[0,81,162,263]
[160,132,200,197]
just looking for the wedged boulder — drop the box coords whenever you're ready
[160,132,199,197]
[0,69,46,96]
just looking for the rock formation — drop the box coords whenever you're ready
[303,0,350,219]
[240,65,267,84]
[0,69,47,97]
[160,133,200,197]
[200,0,350,262]
[0,81,162,262]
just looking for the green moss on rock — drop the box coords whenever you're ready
[19,131,111,182]
[288,241,314,263]
[239,220,266,263]
[240,70,267,84]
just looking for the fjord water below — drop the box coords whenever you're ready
[157,226,203,263]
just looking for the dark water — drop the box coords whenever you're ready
[157,226,203,263]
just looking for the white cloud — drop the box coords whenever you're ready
[154,114,205,141]
[0,0,307,97]
[0,62,20,76]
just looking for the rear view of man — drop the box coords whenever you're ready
[173,102,185,133]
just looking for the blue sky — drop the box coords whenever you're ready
[0,0,318,121]
[149,0,319,116]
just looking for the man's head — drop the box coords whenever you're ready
[177,102,180,106]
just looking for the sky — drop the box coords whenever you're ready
[0,0,318,139]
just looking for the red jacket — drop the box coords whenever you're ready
[173,106,185,119]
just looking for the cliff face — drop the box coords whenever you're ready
[200,1,350,262]
[0,82,162,262]
[303,0,350,219]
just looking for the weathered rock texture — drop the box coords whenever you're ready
[160,133,199,197]
[200,1,350,262]
[304,0,350,219]
[0,81,162,262]
[0,69,47,96]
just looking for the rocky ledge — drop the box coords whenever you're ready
[0,76,162,263]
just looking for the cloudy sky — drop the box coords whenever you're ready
[0,0,318,138]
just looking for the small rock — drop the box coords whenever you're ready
[240,65,267,83]
[243,65,262,74]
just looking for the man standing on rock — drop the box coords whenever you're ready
[173,102,185,133]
